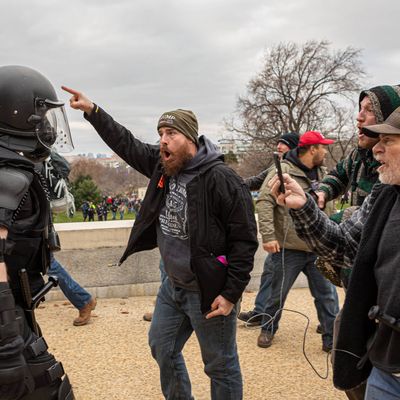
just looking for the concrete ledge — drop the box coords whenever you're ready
[45,281,161,302]
[55,220,135,231]
[52,220,308,300]
[55,221,134,250]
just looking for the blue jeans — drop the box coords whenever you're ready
[254,254,273,314]
[49,256,92,310]
[159,258,167,283]
[149,278,242,400]
[261,249,339,347]
[365,367,400,400]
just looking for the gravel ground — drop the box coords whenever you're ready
[37,288,347,400]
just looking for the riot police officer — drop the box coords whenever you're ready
[0,65,74,399]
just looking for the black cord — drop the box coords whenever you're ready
[249,194,361,380]
[247,306,362,380]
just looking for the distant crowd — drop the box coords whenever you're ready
[80,195,142,221]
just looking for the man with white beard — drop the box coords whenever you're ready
[268,106,400,400]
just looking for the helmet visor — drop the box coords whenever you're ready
[37,106,74,153]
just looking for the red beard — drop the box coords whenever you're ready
[160,145,194,176]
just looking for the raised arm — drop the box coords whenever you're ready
[62,86,160,178]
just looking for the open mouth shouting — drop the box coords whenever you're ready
[161,148,172,161]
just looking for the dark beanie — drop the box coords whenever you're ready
[359,85,400,123]
[278,132,299,150]
[157,109,199,145]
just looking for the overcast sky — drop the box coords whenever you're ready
[2,0,399,154]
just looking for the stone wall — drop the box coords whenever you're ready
[46,220,307,301]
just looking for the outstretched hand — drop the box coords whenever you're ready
[268,173,307,209]
[61,86,95,115]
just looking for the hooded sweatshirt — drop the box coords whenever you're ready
[156,137,222,290]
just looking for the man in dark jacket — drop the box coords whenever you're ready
[63,86,258,400]
[269,107,400,400]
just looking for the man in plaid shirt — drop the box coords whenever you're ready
[269,106,400,400]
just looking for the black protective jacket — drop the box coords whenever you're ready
[0,146,51,397]
[86,107,258,313]
[0,146,49,301]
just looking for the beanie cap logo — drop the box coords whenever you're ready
[159,114,176,126]
[157,109,199,145]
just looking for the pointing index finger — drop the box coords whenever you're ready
[61,86,80,96]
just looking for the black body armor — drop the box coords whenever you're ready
[0,146,50,302]
[0,145,74,400]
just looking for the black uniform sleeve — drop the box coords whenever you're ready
[244,166,271,191]
[84,106,160,179]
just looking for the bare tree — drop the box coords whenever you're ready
[234,148,271,178]
[325,107,358,167]
[227,40,365,171]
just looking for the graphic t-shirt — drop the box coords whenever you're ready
[157,174,197,289]
[159,179,189,240]
[156,137,222,290]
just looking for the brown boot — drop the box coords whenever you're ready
[73,298,97,326]
[257,331,274,348]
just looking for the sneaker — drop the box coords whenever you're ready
[316,324,323,334]
[257,331,274,348]
[73,298,97,326]
[237,310,262,326]
[143,312,153,322]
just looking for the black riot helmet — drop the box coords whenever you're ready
[0,65,73,161]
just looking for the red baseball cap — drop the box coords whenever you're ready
[298,131,335,147]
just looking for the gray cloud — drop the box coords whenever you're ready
[1,0,399,153]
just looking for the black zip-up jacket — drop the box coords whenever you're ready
[85,107,258,313]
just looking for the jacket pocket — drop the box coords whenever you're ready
[191,255,228,315]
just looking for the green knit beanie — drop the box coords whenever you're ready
[359,85,400,123]
[157,109,199,145]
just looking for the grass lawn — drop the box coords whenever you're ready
[52,211,137,223]
[53,200,348,224]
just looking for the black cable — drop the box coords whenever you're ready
[249,197,362,380]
